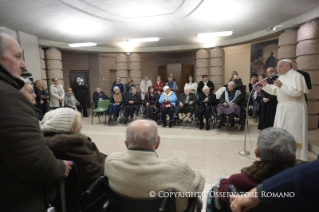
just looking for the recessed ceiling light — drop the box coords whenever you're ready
[68,42,97,47]
[128,37,160,43]
[197,31,233,37]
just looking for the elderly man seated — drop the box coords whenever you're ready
[216,127,297,207]
[215,81,244,128]
[195,86,218,130]
[176,86,197,123]
[159,86,177,127]
[125,86,141,122]
[105,120,205,212]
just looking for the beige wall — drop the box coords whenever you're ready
[224,44,251,91]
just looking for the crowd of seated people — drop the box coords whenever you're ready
[3,31,319,212]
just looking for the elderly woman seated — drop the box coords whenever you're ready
[41,108,107,184]
[64,87,79,110]
[109,86,125,122]
[159,86,177,127]
[176,86,197,123]
[216,127,297,207]
[124,86,141,122]
[145,86,159,120]
[93,87,109,107]
[215,81,244,128]
[195,86,218,130]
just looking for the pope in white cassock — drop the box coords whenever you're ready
[260,59,308,161]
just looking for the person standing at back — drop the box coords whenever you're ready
[0,30,71,212]
[72,76,88,117]
[140,74,152,101]
[197,75,214,95]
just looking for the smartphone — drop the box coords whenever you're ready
[80,79,83,82]
[233,75,237,79]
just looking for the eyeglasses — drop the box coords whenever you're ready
[24,91,35,95]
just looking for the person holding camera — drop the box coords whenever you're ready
[228,71,243,90]
[72,76,88,117]
[50,77,65,109]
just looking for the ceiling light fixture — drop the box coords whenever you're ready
[197,31,233,37]
[128,37,160,43]
[68,42,97,47]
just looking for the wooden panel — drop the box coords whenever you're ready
[158,65,167,87]
[181,64,194,91]
[167,64,182,95]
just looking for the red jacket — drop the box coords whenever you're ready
[153,80,164,95]
[218,173,261,206]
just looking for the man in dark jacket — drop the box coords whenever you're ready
[125,86,141,122]
[0,32,71,212]
[72,76,88,117]
[197,75,215,95]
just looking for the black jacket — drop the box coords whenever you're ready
[0,64,65,212]
[126,93,141,106]
[197,80,215,95]
[145,93,159,106]
[219,89,244,105]
[72,82,87,97]
[176,93,197,114]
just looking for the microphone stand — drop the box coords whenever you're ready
[238,76,272,156]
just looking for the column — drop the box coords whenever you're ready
[278,29,298,60]
[296,20,319,129]
[129,53,142,92]
[195,49,209,83]
[116,53,128,86]
[45,48,63,87]
[39,47,47,88]
[210,47,225,91]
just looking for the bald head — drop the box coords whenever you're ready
[125,120,160,150]
[0,33,26,78]
[266,67,276,76]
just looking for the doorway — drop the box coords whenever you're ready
[69,70,91,108]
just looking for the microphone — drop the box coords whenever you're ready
[253,72,277,87]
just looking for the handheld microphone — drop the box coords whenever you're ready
[253,72,277,88]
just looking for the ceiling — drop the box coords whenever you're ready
[1,0,319,52]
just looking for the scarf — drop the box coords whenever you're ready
[224,90,240,104]
[113,93,122,103]
[241,161,296,181]
[163,91,172,97]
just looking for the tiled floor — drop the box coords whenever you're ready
[83,115,318,211]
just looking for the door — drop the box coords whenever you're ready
[158,65,167,86]
[69,71,91,108]
[181,64,194,90]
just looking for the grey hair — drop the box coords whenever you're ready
[0,28,7,58]
[184,86,191,92]
[228,81,236,88]
[113,86,120,92]
[96,87,101,91]
[130,86,136,91]
[20,78,32,93]
[202,85,209,92]
[126,120,158,149]
[257,127,296,162]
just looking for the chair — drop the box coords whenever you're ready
[92,100,110,125]
[206,186,222,212]
[80,176,198,212]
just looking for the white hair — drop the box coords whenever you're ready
[202,85,209,92]
[228,81,236,88]
[96,87,101,91]
[0,28,7,58]
[113,86,120,92]
[126,120,158,149]
[20,78,32,93]
[184,86,191,92]
[257,127,296,162]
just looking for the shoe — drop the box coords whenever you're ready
[163,121,167,127]
[178,119,183,123]
[185,120,191,123]
[199,125,204,130]
[215,121,222,128]
[169,121,173,128]
[206,125,210,130]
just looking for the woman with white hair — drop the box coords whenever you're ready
[158,86,177,127]
[176,86,197,123]
[215,81,244,128]
[109,86,125,122]
[195,86,218,130]
[93,87,109,108]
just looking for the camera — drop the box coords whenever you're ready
[21,69,32,78]
[80,79,84,82]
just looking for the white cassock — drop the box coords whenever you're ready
[263,69,308,161]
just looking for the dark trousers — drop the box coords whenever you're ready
[161,107,174,121]
[126,105,137,118]
[197,107,211,126]
[146,105,156,120]
[217,112,235,124]
[76,95,88,117]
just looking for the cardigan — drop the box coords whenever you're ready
[105,150,205,212]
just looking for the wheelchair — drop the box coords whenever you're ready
[175,107,197,127]
[107,104,125,125]
[119,103,144,124]
[156,105,177,126]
